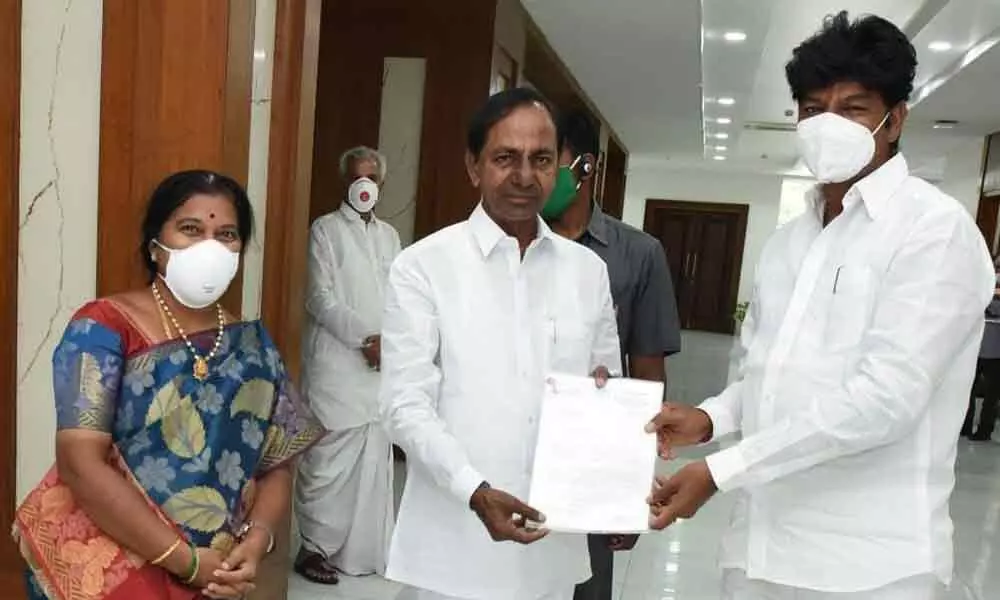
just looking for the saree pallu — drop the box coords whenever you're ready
[14,300,325,600]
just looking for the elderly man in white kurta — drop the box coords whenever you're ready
[294,146,401,585]
[380,89,621,600]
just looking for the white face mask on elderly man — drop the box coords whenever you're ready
[346,177,380,213]
[795,111,890,184]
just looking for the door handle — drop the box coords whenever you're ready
[691,254,699,280]
[682,253,691,279]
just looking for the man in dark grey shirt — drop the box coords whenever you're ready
[545,110,682,600]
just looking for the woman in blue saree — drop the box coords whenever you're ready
[21,171,325,599]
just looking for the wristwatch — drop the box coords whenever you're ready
[235,520,275,555]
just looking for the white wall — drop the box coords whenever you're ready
[623,163,782,303]
[937,137,985,217]
[18,0,103,500]
[377,57,427,247]
[242,0,278,319]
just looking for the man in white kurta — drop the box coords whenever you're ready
[295,147,401,582]
[647,13,995,600]
[379,89,622,600]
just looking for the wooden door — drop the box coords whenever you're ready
[644,200,748,334]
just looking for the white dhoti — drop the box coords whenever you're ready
[294,421,395,576]
[722,570,940,600]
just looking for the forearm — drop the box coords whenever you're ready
[706,371,932,492]
[698,379,744,440]
[248,464,293,535]
[305,295,371,347]
[630,355,666,383]
[381,394,483,504]
[61,456,190,572]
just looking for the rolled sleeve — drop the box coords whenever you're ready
[630,240,682,357]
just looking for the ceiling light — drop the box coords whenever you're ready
[717,97,736,106]
[715,145,728,151]
[713,132,729,140]
[713,155,727,161]
[716,117,732,125]
[933,120,958,129]
[723,31,747,43]
[928,41,953,52]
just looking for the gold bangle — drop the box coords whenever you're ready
[150,538,184,566]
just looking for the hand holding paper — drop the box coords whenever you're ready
[645,402,714,460]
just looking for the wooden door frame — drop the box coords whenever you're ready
[259,0,321,383]
[0,0,21,592]
[644,199,749,334]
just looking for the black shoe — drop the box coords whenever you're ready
[961,428,973,437]
[970,431,993,442]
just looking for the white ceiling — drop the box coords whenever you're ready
[522,0,1000,180]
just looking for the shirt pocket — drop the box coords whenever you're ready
[548,316,596,374]
[825,265,876,352]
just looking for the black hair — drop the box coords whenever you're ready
[786,11,917,109]
[466,87,559,158]
[140,169,254,282]
[557,109,600,159]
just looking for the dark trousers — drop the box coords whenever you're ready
[963,358,1000,438]
[573,535,613,600]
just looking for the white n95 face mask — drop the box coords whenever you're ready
[346,177,380,213]
[155,239,239,309]
[795,112,890,183]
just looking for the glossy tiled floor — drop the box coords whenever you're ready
[287,332,1000,600]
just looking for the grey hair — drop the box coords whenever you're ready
[339,146,387,182]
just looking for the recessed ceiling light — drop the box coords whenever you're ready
[713,155,727,161]
[716,117,732,125]
[928,41,953,52]
[723,31,747,43]
[718,97,736,106]
[714,132,730,140]
[933,120,958,129]
[715,145,728,152]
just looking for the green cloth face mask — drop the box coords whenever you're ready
[541,155,582,219]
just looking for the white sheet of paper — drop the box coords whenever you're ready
[528,372,663,534]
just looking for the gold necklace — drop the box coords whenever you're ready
[152,282,226,381]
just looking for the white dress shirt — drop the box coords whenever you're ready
[302,206,401,430]
[380,203,622,599]
[700,154,995,592]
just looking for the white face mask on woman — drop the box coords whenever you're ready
[154,239,239,309]
[796,111,891,183]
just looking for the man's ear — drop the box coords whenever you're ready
[888,103,908,145]
[465,151,481,188]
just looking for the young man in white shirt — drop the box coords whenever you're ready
[646,12,995,599]
[379,88,621,600]
[295,146,401,584]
